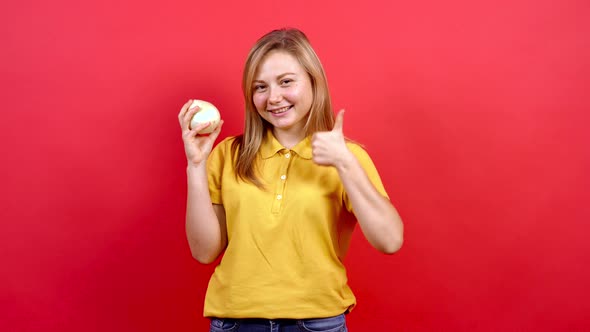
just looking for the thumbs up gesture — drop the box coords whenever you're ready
[311,110,353,168]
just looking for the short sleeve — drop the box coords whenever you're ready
[207,137,232,205]
[343,143,389,213]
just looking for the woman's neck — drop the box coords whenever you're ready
[272,128,306,149]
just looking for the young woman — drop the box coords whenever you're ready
[178,28,403,332]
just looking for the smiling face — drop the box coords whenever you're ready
[252,50,314,143]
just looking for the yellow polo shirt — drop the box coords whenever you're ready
[204,131,388,319]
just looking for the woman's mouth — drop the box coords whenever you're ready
[268,106,292,114]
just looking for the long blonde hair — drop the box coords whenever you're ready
[231,28,335,187]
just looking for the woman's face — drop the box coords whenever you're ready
[252,50,313,138]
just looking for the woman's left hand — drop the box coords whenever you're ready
[311,110,354,169]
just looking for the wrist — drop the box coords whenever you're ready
[187,162,207,174]
[335,150,356,173]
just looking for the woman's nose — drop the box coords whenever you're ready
[268,87,282,104]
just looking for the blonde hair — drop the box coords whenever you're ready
[231,28,335,186]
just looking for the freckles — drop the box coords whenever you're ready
[284,85,301,99]
[252,94,266,108]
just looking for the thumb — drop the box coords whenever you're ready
[207,120,224,141]
[333,109,345,132]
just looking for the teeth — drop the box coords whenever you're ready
[270,106,290,114]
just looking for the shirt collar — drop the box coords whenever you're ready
[260,130,313,160]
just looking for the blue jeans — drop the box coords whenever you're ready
[209,313,348,332]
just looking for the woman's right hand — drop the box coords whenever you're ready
[178,99,224,167]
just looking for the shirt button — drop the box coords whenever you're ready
[280,175,286,180]
[285,153,291,159]
[276,194,282,200]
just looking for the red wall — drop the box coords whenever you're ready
[2,0,589,331]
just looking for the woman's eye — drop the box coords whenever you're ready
[281,79,293,85]
[254,85,266,91]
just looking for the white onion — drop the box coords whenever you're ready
[189,100,221,134]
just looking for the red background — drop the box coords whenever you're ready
[2,0,589,331]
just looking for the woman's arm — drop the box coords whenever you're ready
[185,165,227,263]
[334,152,404,254]
[178,100,227,263]
[312,110,404,254]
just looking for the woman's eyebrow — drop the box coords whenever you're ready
[253,72,297,82]
[277,72,296,79]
